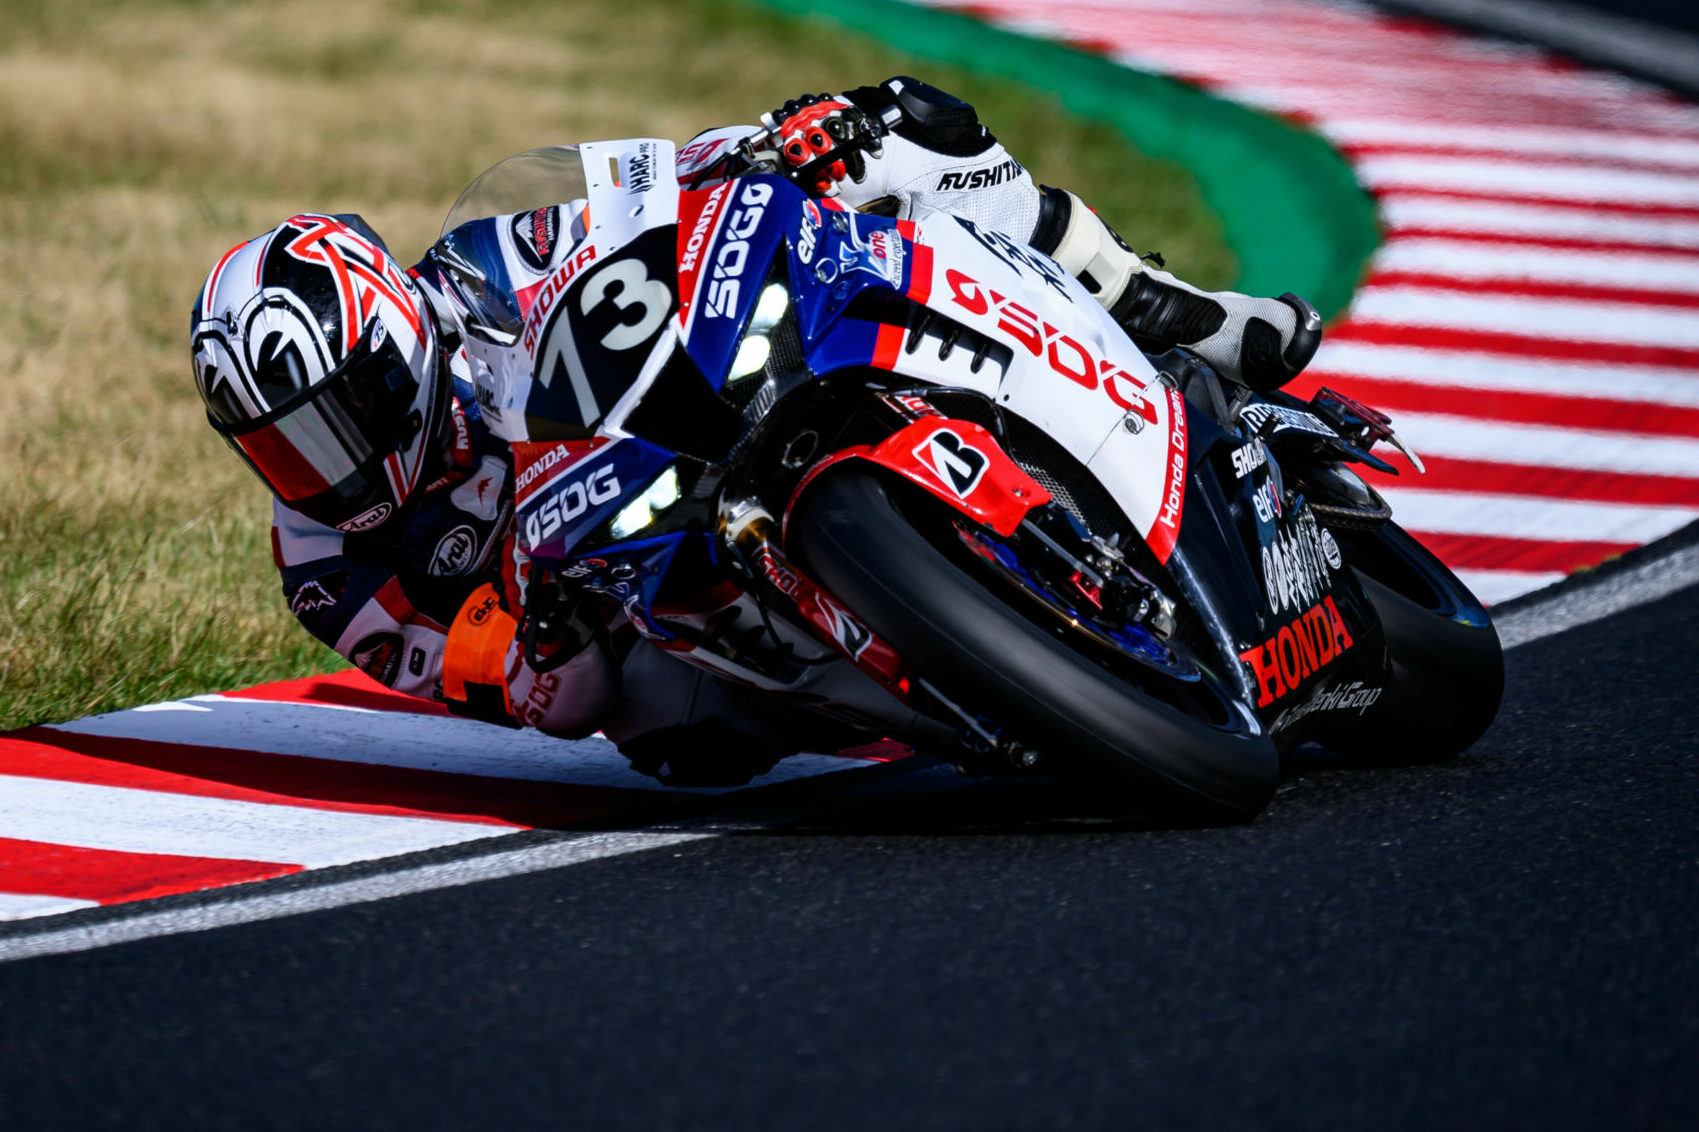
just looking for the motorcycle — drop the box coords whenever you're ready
[436,130,1503,822]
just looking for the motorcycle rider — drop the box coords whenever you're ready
[188,76,1322,784]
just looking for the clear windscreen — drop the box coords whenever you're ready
[440,145,590,237]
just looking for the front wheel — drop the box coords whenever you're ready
[789,470,1280,822]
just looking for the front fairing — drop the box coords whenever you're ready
[1170,403,1389,742]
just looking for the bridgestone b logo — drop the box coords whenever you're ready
[936,159,1024,192]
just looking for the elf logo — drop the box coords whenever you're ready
[913,428,989,498]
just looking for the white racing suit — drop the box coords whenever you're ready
[274,76,1321,784]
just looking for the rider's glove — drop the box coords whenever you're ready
[839,77,1040,234]
[766,94,874,196]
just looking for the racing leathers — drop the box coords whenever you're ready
[273,75,1323,782]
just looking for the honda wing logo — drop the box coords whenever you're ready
[913,429,989,498]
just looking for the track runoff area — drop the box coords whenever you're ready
[6,0,1699,950]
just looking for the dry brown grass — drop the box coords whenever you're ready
[0,0,1233,728]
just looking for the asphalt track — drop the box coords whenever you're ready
[2,572,1696,1129]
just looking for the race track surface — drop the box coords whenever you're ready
[1,585,1694,1130]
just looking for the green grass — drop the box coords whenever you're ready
[0,0,1234,729]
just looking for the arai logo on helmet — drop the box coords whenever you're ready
[429,525,478,576]
[337,503,393,532]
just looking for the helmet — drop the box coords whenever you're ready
[190,213,447,533]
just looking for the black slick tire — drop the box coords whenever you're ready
[789,470,1280,822]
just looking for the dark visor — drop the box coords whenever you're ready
[210,320,425,527]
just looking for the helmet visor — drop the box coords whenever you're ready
[211,319,428,528]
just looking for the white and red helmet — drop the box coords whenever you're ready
[190,213,446,532]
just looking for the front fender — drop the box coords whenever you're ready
[784,417,1051,538]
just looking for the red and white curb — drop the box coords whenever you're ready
[9,0,1699,931]
[0,672,898,923]
[929,0,1699,604]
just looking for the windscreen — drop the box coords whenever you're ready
[441,145,590,237]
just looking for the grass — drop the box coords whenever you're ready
[0,0,1236,730]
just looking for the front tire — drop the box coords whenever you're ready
[789,470,1280,821]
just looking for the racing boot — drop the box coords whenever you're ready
[1029,186,1322,392]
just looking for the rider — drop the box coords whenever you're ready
[188,76,1322,783]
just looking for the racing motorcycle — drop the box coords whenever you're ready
[440,131,1503,822]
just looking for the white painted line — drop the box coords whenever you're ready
[0,775,509,866]
[1348,285,1699,347]
[1380,488,1698,543]
[1308,341,1699,408]
[1495,540,1699,647]
[1368,240,1699,293]
[0,892,100,922]
[1451,568,1567,606]
[48,697,866,794]
[0,829,717,963]
[1354,155,1699,206]
[1389,411,1699,477]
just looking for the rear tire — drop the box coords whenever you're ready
[789,470,1280,822]
[1325,523,1504,764]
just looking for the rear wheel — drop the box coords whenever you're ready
[789,470,1280,822]
[1325,522,1504,763]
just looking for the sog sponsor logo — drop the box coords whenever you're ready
[626,143,658,194]
[1270,680,1383,731]
[944,267,1160,426]
[523,462,621,550]
[703,181,775,319]
[515,669,563,729]
[429,525,478,576]
[937,158,1024,192]
[337,503,393,533]
[351,631,405,688]
[1238,596,1356,708]
[913,429,989,498]
[675,138,720,170]
[1231,442,1267,479]
[1263,509,1335,617]
[510,206,560,273]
